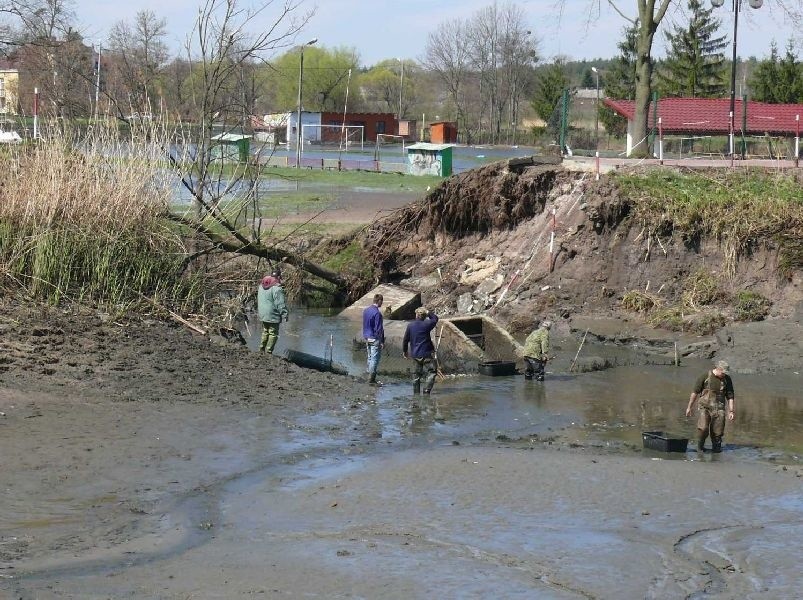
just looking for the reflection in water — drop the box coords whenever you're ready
[245,310,803,459]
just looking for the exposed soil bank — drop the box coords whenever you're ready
[362,163,803,372]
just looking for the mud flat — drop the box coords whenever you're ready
[1,301,802,598]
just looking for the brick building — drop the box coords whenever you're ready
[320,112,398,142]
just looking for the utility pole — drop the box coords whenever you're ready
[711,0,764,159]
[591,66,600,151]
[296,38,318,169]
[94,44,102,121]
[398,58,404,120]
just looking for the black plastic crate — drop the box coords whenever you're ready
[642,431,689,453]
[478,360,517,376]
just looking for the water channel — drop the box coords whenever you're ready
[5,308,801,597]
[248,308,803,461]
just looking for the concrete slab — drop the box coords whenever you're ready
[376,314,523,374]
[339,284,421,321]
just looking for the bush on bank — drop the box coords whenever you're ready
[614,168,803,278]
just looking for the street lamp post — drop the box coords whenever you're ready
[591,66,600,151]
[397,58,404,121]
[94,43,102,121]
[711,0,763,159]
[296,38,318,169]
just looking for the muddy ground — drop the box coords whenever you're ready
[2,304,803,597]
[2,164,802,597]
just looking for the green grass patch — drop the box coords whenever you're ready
[648,306,686,330]
[322,239,374,279]
[0,218,201,309]
[734,291,771,321]
[614,169,803,276]
[185,162,442,194]
[681,269,722,308]
[621,290,660,312]
[170,192,331,221]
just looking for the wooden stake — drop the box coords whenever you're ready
[434,325,446,380]
[569,328,589,373]
[139,293,207,335]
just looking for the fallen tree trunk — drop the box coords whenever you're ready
[168,213,347,288]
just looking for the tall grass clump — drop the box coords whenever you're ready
[0,119,201,310]
[614,168,803,277]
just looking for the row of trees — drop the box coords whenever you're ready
[572,0,803,155]
[422,2,539,145]
[1,1,801,145]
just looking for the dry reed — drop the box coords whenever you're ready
[0,119,200,308]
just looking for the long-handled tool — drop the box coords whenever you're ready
[569,328,589,373]
[433,325,446,380]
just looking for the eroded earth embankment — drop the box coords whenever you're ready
[360,162,803,372]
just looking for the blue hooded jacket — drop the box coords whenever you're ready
[402,312,439,358]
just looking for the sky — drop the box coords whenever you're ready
[74,0,802,66]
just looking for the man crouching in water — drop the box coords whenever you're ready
[403,307,439,394]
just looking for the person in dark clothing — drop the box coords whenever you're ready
[402,307,439,394]
[362,294,385,385]
[686,360,735,453]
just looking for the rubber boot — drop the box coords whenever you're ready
[696,431,706,453]
[368,372,377,385]
[413,382,421,394]
[712,438,722,453]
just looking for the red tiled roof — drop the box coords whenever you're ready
[603,97,803,136]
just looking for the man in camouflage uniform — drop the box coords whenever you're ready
[686,360,736,453]
[523,320,551,381]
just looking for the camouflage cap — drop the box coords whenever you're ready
[415,307,429,317]
[715,360,729,373]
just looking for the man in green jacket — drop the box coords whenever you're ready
[686,360,735,453]
[523,320,551,381]
[257,269,289,354]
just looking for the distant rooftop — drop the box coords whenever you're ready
[604,97,803,136]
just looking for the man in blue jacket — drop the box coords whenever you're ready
[402,307,439,394]
[362,294,385,385]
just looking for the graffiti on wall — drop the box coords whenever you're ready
[408,151,442,176]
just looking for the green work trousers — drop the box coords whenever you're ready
[260,321,280,354]
[413,356,436,394]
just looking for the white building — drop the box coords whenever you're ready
[263,111,322,147]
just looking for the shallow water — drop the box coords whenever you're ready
[6,310,801,597]
[248,309,803,459]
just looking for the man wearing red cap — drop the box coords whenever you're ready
[257,268,289,354]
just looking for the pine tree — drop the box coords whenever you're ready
[531,60,569,136]
[599,23,639,138]
[657,0,728,98]
[750,42,780,103]
[581,68,594,89]
[776,41,803,103]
